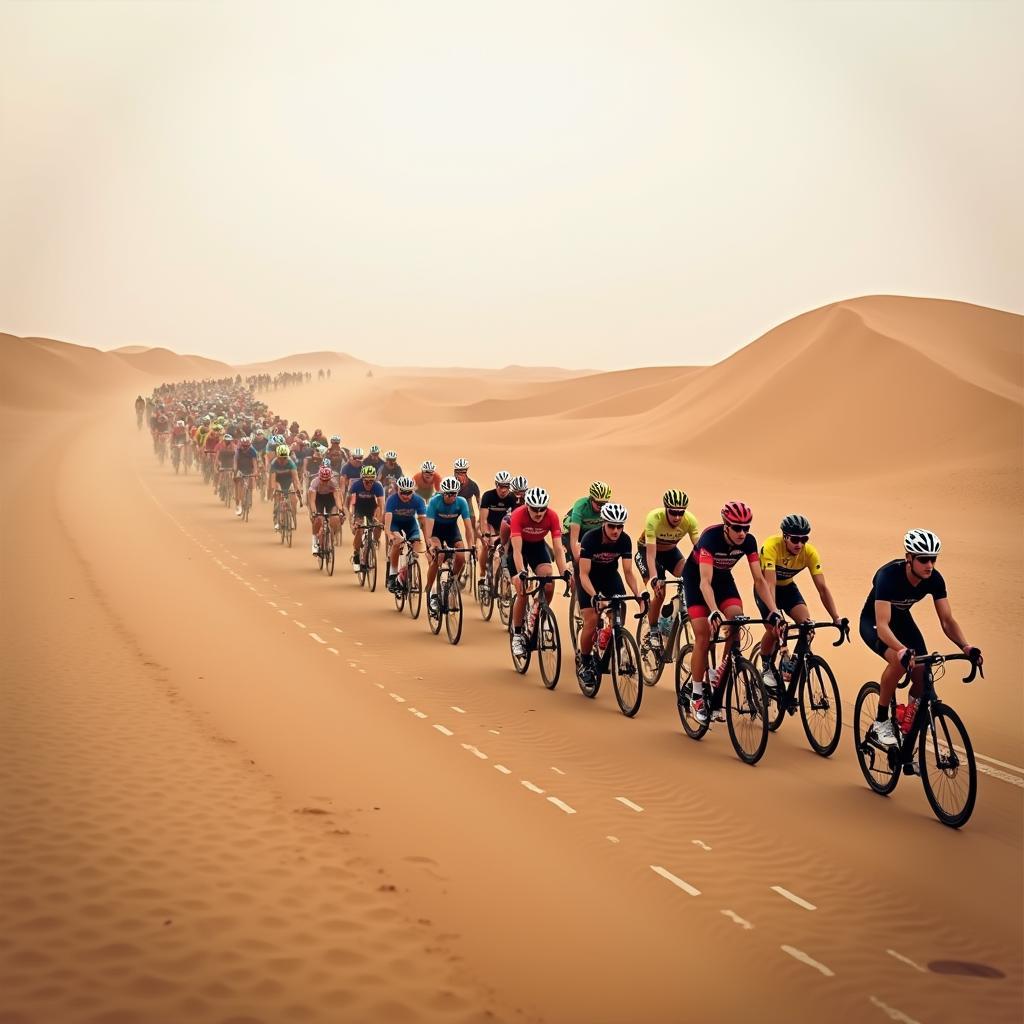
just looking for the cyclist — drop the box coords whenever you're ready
[637,489,700,649]
[508,487,570,658]
[267,443,302,528]
[324,435,349,471]
[682,501,782,724]
[384,475,428,593]
[414,461,440,503]
[309,463,343,556]
[575,503,647,682]
[233,436,260,516]
[379,451,404,495]
[135,395,145,428]
[424,476,475,616]
[477,470,515,599]
[453,458,480,518]
[348,465,385,571]
[364,444,384,474]
[170,419,189,465]
[339,448,365,500]
[860,529,982,748]
[562,481,612,565]
[215,433,237,495]
[499,476,528,547]
[251,427,269,464]
[755,514,843,689]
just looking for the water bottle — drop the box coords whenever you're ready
[597,626,613,653]
[780,656,795,682]
[527,601,540,634]
[657,610,673,636]
[901,697,920,735]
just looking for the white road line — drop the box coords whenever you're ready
[692,840,712,851]
[781,946,834,976]
[268,601,277,607]
[550,767,565,775]
[409,709,428,719]
[434,725,454,736]
[615,796,644,812]
[355,641,363,646]
[771,886,817,911]
[375,683,384,689]
[348,662,358,668]
[868,996,920,1024]
[547,797,576,814]
[494,764,512,775]
[721,910,753,930]
[389,693,406,703]
[650,865,701,897]
[358,668,366,674]
[327,648,339,655]
[309,633,327,644]
[278,609,287,616]
[293,620,306,628]
[885,949,926,973]
[966,748,1024,774]
[333,626,343,633]
[294,601,303,607]
[461,744,488,760]
[521,781,545,794]
[450,705,466,714]
[978,763,1024,788]
[606,835,620,844]
[488,729,501,735]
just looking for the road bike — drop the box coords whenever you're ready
[315,511,343,575]
[676,616,771,765]
[238,473,255,523]
[355,517,382,592]
[636,579,694,687]
[171,442,187,475]
[509,574,570,689]
[760,619,848,757]
[427,546,474,645]
[854,651,982,828]
[390,538,423,619]
[576,594,648,717]
[272,489,297,547]
[476,535,503,622]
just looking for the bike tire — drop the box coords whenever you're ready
[675,659,709,739]
[510,623,531,675]
[853,682,900,795]
[799,655,842,757]
[919,703,976,828]
[428,579,443,635]
[612,628,643,717]
[537,606,561,690]
[636,615,666,687]
[284,509,294,548]
[766,662,787,733]
[726,658,769,765]
[479,574,494,621]
[408,561,422,620]
[568,589,583,655]
[496,569,513,626]
[368,541,378,593]
[326,535,335,577]
[444,581,463,645]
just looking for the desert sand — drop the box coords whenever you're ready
[1,295,1022,1024]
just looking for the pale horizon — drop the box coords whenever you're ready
[2,0,1022,369]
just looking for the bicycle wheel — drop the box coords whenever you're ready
[367,541,378,593]
[496,569,513,626]
[853,682,900,795]
[612,629,644,718]
[510,622,531,674]
[726,659,769,765]
[919,704,976,828]
[284,509,294,548]
[407,561,422,619]
[444,581,463,645]
[799,655,842,757]
[636,616,665,687]
[765,659,787,733]
[318,534,326,572]
[568,589,583,654]
[357,537,369,588]
[427,577,443,635]
[538,606,561,690]
[326,533,335,577]
[479,572,494,621]
[675,659,709,739]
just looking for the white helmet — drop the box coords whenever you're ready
[330,434,341,443]
[510,475,528,491]
[904,529,941,556]
[396,476,415,491]
[524,487,549,509]
[599,502,628,524]
[494,470,512,485]
[440,476,460,494]
[454,457,470,470]
[421,460,436,472]
[352,447,364,458]
[176,420,185,427]
[385,450,398,460]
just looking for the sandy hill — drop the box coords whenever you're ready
[235,351,368,373]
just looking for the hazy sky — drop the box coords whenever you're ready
[2,0,1021,368]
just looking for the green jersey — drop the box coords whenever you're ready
[562,496,604,540]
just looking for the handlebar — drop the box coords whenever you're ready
[782,618,851,648]
[594,593,650,620]
[905,651,984,684]
[521,574,572,599]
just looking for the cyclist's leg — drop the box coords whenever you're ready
[755,587,780,660]
[578,592,598,655]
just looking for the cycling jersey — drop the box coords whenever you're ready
[378,460,403,486]
[562,497,604,539]
[234,446,258,473]
[251,436,268,453]
[171,427,188,443]
[861,560,946,618]
[339,462,364,490]
[308,475,341,496]
[216,444,236,469]
[579,525,631,573]
[509,505,561,544]
[759,535,823,586]
[426,494,471,531]
[385,493,427,535]
[639,508,700,549]
[457,477,480,510]
[480,488,515,531]
[269,457,297,487]
[350,480,385,518]
[683,525,758,577]
[414,471,439,502]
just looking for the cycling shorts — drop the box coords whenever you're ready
[391,525,422,542]
[578,573,624,611]
[683,572,742,619]
[507,540,552,573]
[859,611,926,660]
[755,582,806,618]
[315,493,337,514]
[635,545,684,581]
[431,526,463,549]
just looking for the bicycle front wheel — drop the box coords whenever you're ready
[285,509,294,548]
[428,579,443,635]
[853,682,900,795]
[726,659,769,765]
[408,561,422,619]
[444,582,464,645]
[612,629,643,717]
[367,541,378,593]
[326,535,335,577]
[496,569,513,626]
[799,655,841,757]
[674,664,708,739]
[636,616,665,687]
[919,704,977,828]
[538,607,561,690]
[479,573,494,621]
[568,589,583,654]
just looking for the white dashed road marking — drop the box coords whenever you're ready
[650,865,701,897]
[521,781,545,794]
[692,840,712,851]
[606,836,620,844]
[721,910,753,930]
[327,647,339,655]
[550,767,565,775]
[885,949,926,973]
[494,765,512,775]
[309,633,327,644]
[434,724,454,736]
[781,946,834,977]
[616,796,644,812]
[294,620,306,628]
[389,693,406,703]
[461,744,488,760]
[868,995,920,1024]
[547,797,576,814]
[450,706,466,714]
[771,886,817,911]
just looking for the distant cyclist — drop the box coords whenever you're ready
[384,476,428,593]
[477,470,515,598]
[347,465,385,570]
[309,463,344,556]
[562,481,612,565]
[860,529,982,748]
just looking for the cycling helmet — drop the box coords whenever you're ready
[904,529,941,556]
[352,448,364,458]
[318,465,333,482]
[176,419,185,427]
[330,434,341,444]
[276,444,289,457]
[600,502,628,524]
[360,465,377,478]
[385,450,397,460]
[223,434,233,442]
[321,457,331,466]
[510,475,528,491]
[255,428,265,436]
[663,489,689,510]
[589,480,613,501]
[396,476,415,492]
[239,436,251,446]
[421,460,436,472]
[369,444,381,455]
[525,487,549,510]
[721,500,753,525]
[454,457,470,471]
[781,513,811,535]
[494,470,512,485]
[440,476,460,494]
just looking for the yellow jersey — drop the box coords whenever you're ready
[759,534,823,586]
[638,508,700,549]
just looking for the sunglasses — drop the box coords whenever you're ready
[786,535,810,544]
[604,524,624,531]
[398,490,413,496]
[496,484,510,490]
[666,508,686,516]
[725,523,751,533]
[913,555,938,564]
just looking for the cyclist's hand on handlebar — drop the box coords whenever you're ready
[898,646,915,669]
[518,570,529,582]
[562,569,572,582]
[708,609,723,628]
[963,644,983,665]
[651,578,664,594]
[767,610,784,628]
[640,591,650,605]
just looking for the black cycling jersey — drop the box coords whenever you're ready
[861,559,947,620]
[480,488,515,531]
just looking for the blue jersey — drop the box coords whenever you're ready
[385,493,427,532]
[350,480,384,514]
[426,494,471,532]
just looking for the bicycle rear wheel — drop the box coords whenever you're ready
[444,581,463,645]
[919,704,976,828]
[799,655,841,757]
[612,629,643,717]
[568,589,583,654]
[538,607,561,690]
[675,660,709,739]
[479,572,494,621]
[726,659,769,765]
[496,569,512,626]
[367,541,378,593]
[326,533,335,576]
[636,616,665,687]
[284,509,294,548]
[407,561,422,619]
[853,682,900,795]
[428,578,443,634]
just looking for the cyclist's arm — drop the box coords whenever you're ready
[873,600,904,652]
[424,516,436,546]
[384,511,394,536]
[698,559,717,613]
[569,523,582,563]
[462,510,476,547]
[291,471,302,501]
[810,572,841,622]
[550,535,568,576]
[578,556,597,598]
[375,497,384,523]
[622,555,642,598]
[477,507,489,537]
[747,559,779,615]
[644,540,658,584]
[511,534,525,575]
[417,514,428,537]
[934,597,971,651]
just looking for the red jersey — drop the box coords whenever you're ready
[509,505,561,544]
